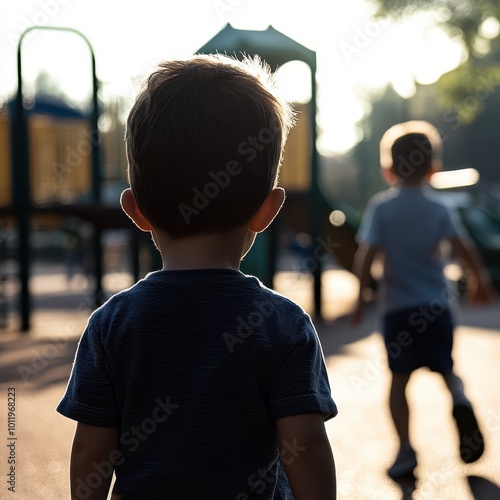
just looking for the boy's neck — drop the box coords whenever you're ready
[153,226,253,271]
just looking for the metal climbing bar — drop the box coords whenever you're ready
[12,26,102,331]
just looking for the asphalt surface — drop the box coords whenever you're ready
[0,267,499,499]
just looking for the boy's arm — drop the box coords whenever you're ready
[70,422,120,500]
[351,243,378,325]
[276,413,336,500]
[450,236,495,305]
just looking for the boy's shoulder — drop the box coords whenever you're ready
[363,187,399,213]
[366,186,453,211]
[422,188,458,209]
[88,269,312,334]
[372,187,397,203]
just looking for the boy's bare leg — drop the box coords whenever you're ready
[442,371,466,404]
[387,372,417,478]
[442,371,484,463]
[389,372,411,447]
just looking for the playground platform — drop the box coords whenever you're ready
[0,265,499,499]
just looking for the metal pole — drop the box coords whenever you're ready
[12,36,32,332]
[309,56,322,319]
[89,43,103,306]
[14,26,102,330]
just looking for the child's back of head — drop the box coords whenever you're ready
[125,54,295,238]
[379,120,443,184]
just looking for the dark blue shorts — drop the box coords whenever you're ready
[383,305,454,374]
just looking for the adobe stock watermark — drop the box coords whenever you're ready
[292,235,340,275]
[223,298,275,353]
[407,285,460,333]
[17,336,70,382]
[212,0,244,21]
[417,464,457,500]
[16,280,119,384]
[340,18,389,63]
[415,403,500,493]
[393,134,437,180]
[442,73,498,132]
[236,439,306,499]
[178,127,278,225]
[178,160,242,224]
[74,396,179,500]
[350,285,460,392]
[8,0,72,50]
[393,403,499,498]
[16,294,96,383]
[52,127,102,203]
[350,330,413,393]
[53,128,101,170]
[453,397,500,464]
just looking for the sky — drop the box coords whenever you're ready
[1,0,466,155]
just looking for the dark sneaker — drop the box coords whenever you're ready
[387,446,417,478]
[452,402,484,463]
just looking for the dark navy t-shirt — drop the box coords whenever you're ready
[57,269,337,499]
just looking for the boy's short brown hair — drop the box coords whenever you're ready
[379,121,443,182]
[125,54,295,238]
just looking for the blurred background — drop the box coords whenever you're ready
[2,0,500,332]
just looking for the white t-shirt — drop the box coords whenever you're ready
[357,186,465,314]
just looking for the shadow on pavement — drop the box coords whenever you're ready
[457,301,500,332]
[33,291,96,311]
[390,474,417,499]
[388,473,500,500]
[0,337,78,390]
[315,293,500,360]
[468,475,500,499]
[315,301,379,358]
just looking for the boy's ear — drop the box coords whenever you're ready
[381,167,397,185]
[249,187,286,233]
[120,188,153,232]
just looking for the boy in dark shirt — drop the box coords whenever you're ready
[57,54,337,499]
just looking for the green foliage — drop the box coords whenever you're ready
[435,61,500,123]
[370,0,500,123]
[35,71,70,101]
[371,0,500,51]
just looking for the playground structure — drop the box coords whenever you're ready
[2,26,138,331]
[2,23,350,332]
[1,99,92,207]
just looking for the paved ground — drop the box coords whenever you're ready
[0,266,499,499]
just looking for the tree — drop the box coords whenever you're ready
[34,70,69,101]
[370,0,500,52]
[370,0,500,123]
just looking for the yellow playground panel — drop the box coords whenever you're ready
[279,102,311,191]
[0,108,99,207]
